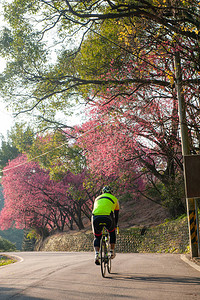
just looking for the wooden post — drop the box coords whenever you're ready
[174,52,198,257]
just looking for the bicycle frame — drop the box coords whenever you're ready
[99,224,111,277]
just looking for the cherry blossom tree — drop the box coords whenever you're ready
[76,43,194,216]
[0,154,94,235]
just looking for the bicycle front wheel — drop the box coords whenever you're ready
[100,239,107,277]
[107,253,111,273]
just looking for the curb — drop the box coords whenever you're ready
[180,254,200,272]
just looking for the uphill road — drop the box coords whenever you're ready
[0,252,199,300]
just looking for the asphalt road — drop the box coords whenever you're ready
[0,252,199,300]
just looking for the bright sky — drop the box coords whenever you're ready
[0,102,14,137]
[0,3,14,137]
[0,57,14,137]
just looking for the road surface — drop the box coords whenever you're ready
[0,252,199,299]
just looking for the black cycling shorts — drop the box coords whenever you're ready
[92,215,115,236]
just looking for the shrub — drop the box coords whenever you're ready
[0,236,16,251]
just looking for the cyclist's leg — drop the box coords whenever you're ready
[92,215,104,249]
[109,229,116,257]
[92,215,104,265]
[107,217,116,258]
[93,215,112,245]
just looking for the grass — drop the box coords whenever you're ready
[0,255,17,267]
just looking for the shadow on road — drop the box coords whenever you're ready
[106,273,200,285]
[0,287,46,300]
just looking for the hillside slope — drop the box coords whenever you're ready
[119,196,170,229]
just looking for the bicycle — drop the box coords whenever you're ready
[99,223,112,278]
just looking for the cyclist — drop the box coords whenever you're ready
[91,186,119,265]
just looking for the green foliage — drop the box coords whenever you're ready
[0,1,80,128]
[26,229,39,241]
[0,27,14,57]
[160,177,186,217]
[0,1,127,127]
[146,175,186,218]
[27,131,86,180]
[26,228,49,242]
[0,236,16,251]
[0,256,16,266]
[0,124,35,177]
[75,19,123,78]
[9,124,35,153]
[0,2,48,121]
[3,0,44,61]
[0,137,20,172]
[0,228,24,250]
[22,230,36,251]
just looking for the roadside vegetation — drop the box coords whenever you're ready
[0,236,16,252]
[0,255,17,267]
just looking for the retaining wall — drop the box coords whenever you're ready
[37,216,190,254]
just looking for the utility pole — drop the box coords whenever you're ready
[174,52,199,258]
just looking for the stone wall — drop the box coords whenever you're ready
[38,216,191,254]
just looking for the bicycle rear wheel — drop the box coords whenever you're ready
[100,238,107,277]
[106,241,111,273]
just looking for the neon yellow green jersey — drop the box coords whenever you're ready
[92,193,119,216]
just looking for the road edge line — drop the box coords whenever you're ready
[180,254,200,272]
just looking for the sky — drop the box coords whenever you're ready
[0,3,14,137]
[0,57,14,137]
[0,102,14,137]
